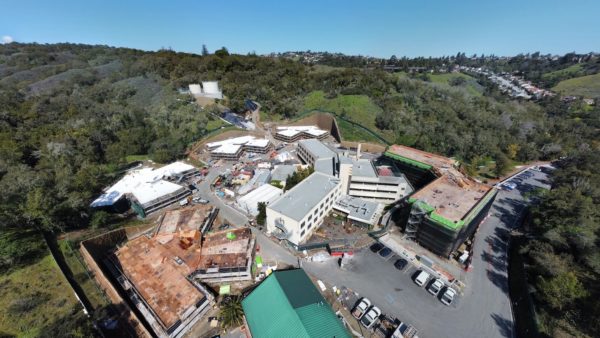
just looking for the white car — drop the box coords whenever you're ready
[441,287,457,306]
[360,306,381,329]
[414,270,430,287]
[352,297,371,320]
[427,279,444,296]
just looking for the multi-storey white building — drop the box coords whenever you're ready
[346,159,413,204]
[297,138,337,167]
[266,172,342,246]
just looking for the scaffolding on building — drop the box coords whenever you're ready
[405,202,427,240]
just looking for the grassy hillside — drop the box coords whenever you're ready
[0,254,81,337]
[429,73,483,97]
[542,64,584,80]
[302,90,394,142]
[303,90,382,128]
[552,73,600,98]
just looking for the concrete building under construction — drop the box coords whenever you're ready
[106,206,255,337]
[206,136,272,160]
[384,145,497,257]
[90,162,201,217]
[274,125,329,142]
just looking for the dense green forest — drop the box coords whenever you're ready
[0,43,599,336]
[524,151,600,337]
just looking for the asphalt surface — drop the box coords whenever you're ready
[198,158,551,338]
[197,164,298,267]
[301,168,551,338]
[196,163,249,227]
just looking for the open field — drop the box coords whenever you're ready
[301,90,397,143]
[552,72,600,98]
[303,90,383,130]
[206,117,229,130]
[125,154,150,162]
[58,240,108,309]
[429,73,483,96]
[0,254,80,337]
[542,64,584,80]
[335,117,384,143]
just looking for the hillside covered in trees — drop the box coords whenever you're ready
[0,43,599,336]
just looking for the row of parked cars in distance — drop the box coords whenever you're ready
[414,270,456,306]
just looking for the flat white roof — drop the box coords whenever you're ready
[237,184,283,216]
[91,162,194,207]
[207,136,270,155]
[333,195,383,225]
[268,172,340,222]
[275,125,328,137]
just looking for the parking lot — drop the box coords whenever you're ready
[302,166,552,338]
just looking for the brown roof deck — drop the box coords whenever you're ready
[116,236,206,330]
[387,144,457,169]
[155,205,212,244]
[196,228,253,270]
[411,174,492,222]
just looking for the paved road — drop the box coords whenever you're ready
[197,158,550,337]
[198,165,297,267]
[301,168,550,338]
[196,164,249,227]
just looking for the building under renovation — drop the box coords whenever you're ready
[90,162,200,217]
[107,206,255,337]
[274,125,329,142]
[297,139,413,204]
[192,227,255,283]
[384,145,497,257]
[206,136,272,160]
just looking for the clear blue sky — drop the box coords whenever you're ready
[1,0,598,57]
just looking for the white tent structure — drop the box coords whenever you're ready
[236,184,283,216]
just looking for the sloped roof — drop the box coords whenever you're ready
[242,269,349,338]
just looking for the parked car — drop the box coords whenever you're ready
[427,279,444,296]
[193,196,209,204]
[441,287,457,306]
[391,321,419,338]
[352,298,371,320]
[370,243,384,253]
[414,270,430,287]
[394,258,408,271]
[502,182,517,190]
[360,306,381,329]
[378,247,392,258]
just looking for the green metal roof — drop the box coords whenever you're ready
[242,269,350,338]
[384,151,433,170]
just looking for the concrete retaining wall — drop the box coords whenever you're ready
[80,230,152,338]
